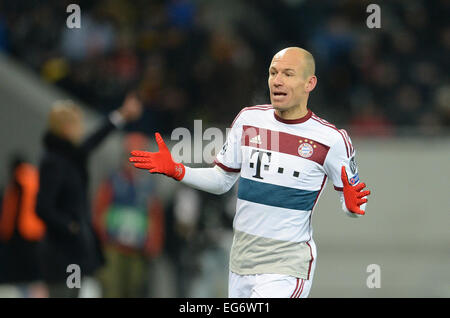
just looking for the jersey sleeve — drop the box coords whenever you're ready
[214,111,244,172]
[323,129,359,191]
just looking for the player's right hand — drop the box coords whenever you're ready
[341,166,371,215]
[129,132,185,181]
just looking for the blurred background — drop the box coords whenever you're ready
[0,0,448,297]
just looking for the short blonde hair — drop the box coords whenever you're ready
[302,50,315,79]
[47,100,82,137]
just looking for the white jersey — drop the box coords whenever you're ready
[215,105,358,280]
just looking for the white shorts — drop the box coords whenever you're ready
[228,271,313,298]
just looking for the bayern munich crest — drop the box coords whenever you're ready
[298,142,314,158]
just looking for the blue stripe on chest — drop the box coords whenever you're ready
[237,177,319,211]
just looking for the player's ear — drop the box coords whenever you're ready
[305,75,317,93]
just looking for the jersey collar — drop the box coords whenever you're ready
[273,108,312,124]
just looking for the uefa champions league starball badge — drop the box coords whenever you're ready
[298,139,315,158]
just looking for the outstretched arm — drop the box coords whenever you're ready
[182,166,239,195]
[129,133,239,194]
[80,92,143,155]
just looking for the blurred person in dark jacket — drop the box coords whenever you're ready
[164,186,203,297]
[0,155,47,297]
[93,133,164,298]
[36,93,142,298]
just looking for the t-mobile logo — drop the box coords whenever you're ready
[249,149,271,180]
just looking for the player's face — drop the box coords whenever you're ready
[268,54,309,111]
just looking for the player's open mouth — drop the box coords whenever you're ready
[272,92,288,100]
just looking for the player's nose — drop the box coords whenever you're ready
[273,81,284,90]
[272,74,284,86]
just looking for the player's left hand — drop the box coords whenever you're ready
[341,166,371,215]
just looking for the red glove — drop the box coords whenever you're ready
[341,166,371,215]
[129,133,185,181]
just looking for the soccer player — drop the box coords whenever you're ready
[129,47,371,298]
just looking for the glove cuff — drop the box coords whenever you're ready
[172,163,185,181]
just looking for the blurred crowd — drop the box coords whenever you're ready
[0,0,449,136]
[0,95,235,298]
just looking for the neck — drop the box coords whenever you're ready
[274,100,309,120]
